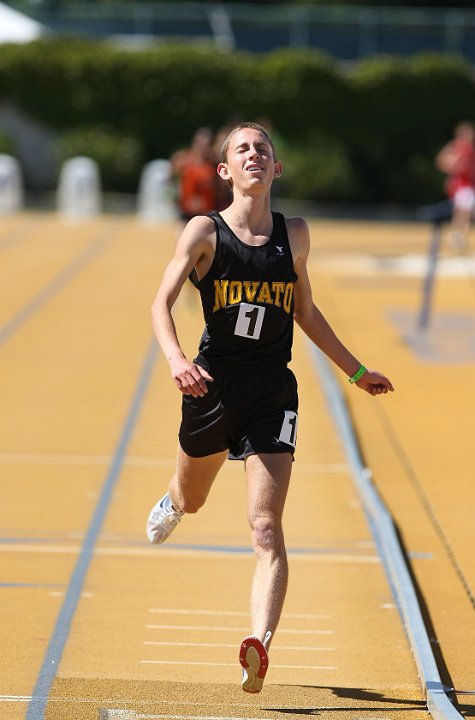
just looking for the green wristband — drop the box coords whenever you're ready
[349,364,366,384]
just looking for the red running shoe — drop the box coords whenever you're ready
[239,633,271,693]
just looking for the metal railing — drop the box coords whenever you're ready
[7,2,475,61]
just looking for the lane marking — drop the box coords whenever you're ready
[148,608,331,620]
[139,660,336,670]
[145,625,333,635]
[1,699,424,720]
[0,582,63,589]
[3,695,422,710]
[0,453,175,468]
[143,641,336,651]
[315,252,475,277]
[0,217,43,252]
[0,544,379,562]
[25,338,158,720]
[0,545,83,553]
[0,452,348,475]
[102,714,284,720]
[1,696,282,720]
[0,225,116,346]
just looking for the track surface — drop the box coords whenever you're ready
[0,213,473,719]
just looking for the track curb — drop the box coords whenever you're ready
[309,343,463,720]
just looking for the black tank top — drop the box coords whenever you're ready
[191,211,298,367]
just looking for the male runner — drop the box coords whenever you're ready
[147,122,394,693]
[435,121,475,248]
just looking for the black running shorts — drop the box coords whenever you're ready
[179,361,298,460]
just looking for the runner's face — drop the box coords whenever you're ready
[221,129,280,191]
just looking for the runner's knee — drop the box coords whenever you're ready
[172,490,206,514]
[182,496,206,513]
[250,515,284,554]
[171,477,209,513]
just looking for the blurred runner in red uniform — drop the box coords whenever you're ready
[436,121,475,248]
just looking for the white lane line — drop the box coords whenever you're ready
[139,660,336,670]
[0,696,109,705]
[47,591,93,598]
[143,641,335,651]
[1,704,282,720]
[0,452,349,474]
[0,453,174,468]
[0,544,81,554]
[0,544,379,562]
[145,624,333,634]
[103,714,280,720]
[0,694,279,720]
[288,554,379,563]
[314,252,475,277]
[148,608,331,620]
[0,696,272,711]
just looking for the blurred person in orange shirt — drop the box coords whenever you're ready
[171,127,217,225]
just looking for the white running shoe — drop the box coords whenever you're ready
[239,631,272,693]
[146,493,184,544]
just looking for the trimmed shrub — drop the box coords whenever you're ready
[0,130,15,155]
[278,131,358,202]
[1,39,475,203]
[0,39,258,158]
[257,48,356,141]
[350,53,475,202]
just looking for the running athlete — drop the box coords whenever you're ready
[147,122,394,693]
[170,127,217,224]
[435,121,475,248]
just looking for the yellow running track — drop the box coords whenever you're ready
[0,212,473,720]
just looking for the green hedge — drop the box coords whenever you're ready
[350,53,475,202]
[0,39,474,201]
[0,39,258,156]
[0,130,15,155]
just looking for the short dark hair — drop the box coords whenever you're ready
[220,122,276,162]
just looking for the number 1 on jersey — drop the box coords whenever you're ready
[235,302,265,340]
[278,410,298,447]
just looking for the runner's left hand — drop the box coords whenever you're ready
[356,369,394,396]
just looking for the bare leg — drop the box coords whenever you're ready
[450,202,474,251]
[245,452,293,647]
[169,445,228,514]
[147,445,227,544]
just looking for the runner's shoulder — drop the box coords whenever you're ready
[178,215,217,260]
[181,214,216,244]
[284,216,310,258]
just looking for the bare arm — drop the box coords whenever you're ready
[435,140,465,175]
[288,217,394,396]
[151,215,215,397]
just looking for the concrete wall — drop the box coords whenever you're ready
[0,102,57,190]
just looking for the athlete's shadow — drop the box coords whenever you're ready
[458,700,475,719]
[264,685,427,714]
